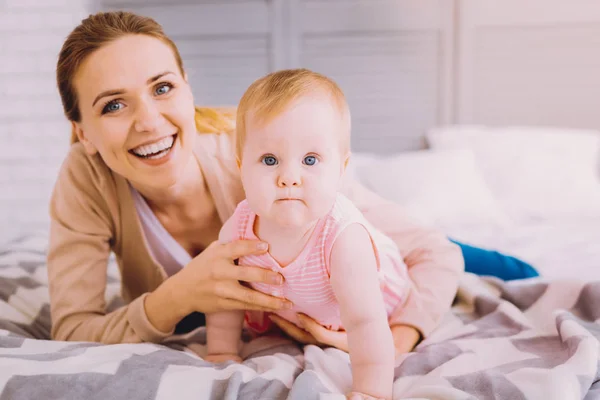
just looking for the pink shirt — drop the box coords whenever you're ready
[234,193,411,332]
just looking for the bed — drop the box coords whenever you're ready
[0,125,599,400]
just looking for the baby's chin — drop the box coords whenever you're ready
[271,205,333,227]
[273,214,312,229]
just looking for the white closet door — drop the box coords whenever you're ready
[100,1,277,107]
[457,0,600,129]
[289,0,454,153]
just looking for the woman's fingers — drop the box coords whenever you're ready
[219,239,268,260]
[270,312,347,349]
[269,315,319,345]
[391,324,421,355]
[297,314,349,352]
[218,298,275,312]
[208,239,287,293]
[213,262,283,285]
[222,284,292,311]
[216,240,284,285]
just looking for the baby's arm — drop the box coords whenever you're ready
[205,215,245,362]
[330,224,394,400]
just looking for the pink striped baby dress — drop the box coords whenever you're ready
[234,193,411,333]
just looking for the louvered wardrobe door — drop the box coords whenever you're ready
[286,0,455,154]
[99,0,277,107]
[457,0,600,130]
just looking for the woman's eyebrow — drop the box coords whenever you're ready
[91,71,175,107]
[92,89,124,107]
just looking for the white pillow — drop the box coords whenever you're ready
[355,149,513,229]
[426,125,600,221]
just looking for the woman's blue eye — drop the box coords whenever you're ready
[303,155,318,166]
[102,101,123,114]
[155,83,172,96]
[262,156,278,166]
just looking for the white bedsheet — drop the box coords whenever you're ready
[443,218,600,282]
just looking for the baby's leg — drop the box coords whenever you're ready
[206,310,245,363]
[379,254,422,354]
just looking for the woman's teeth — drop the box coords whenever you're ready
[131,135,175,159]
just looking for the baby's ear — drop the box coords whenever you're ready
[341,152,351,173]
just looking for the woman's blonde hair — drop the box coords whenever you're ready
[235,68,350,160]
[56,11,233,144]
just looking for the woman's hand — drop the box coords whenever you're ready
[269,314,421,356]
[145,239,293,333]
[391,324,421,355]
[269,314,349,351]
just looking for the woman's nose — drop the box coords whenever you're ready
[133,101,163,133]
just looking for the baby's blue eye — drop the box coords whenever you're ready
[262,156,278,166]
[303,155,318,166]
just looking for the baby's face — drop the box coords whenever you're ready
[240,95,349,228]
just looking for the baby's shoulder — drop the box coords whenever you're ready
[327,193,368,225]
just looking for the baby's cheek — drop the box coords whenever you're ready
[311,190,338,217]
[248,187,276,215]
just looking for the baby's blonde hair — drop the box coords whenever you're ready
[235,68,350,160]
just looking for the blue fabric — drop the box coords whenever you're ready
[450,239,539,281]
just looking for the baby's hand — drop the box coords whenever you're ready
[204,353,242,364]
[346,392,387,400]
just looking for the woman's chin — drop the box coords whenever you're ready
[126,162,186,192]
[127,140,197,189]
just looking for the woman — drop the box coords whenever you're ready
[47,10,529,354]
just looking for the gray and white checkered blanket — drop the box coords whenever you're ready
[0,232,599,400]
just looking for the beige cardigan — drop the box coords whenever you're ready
[47,131,464,344]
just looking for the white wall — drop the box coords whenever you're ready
[0,0,93,243]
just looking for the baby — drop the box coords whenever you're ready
[206,69,411,400]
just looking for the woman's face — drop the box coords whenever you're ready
[72,34,197,190]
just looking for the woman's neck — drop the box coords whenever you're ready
[133,154,207,214]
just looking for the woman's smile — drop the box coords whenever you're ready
[128,133,178,166]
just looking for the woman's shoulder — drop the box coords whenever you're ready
[194,129,239,178]
[193,131,245,221]
[53,143,120,211]
[59,142,115,185]
[194,106,236,155]
[49,143,121,252]
[195,129,235,159]
[194,106,236,136]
